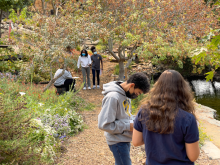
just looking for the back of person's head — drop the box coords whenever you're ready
[127,72,150,94]
[60,64,65,69]
[81,49,88,57]
[66,46,71,52]
[91,46,96,52]
[142,70,195,134]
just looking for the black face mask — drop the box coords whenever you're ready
[125,89,138,99]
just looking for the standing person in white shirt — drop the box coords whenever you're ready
[77,49,92,90]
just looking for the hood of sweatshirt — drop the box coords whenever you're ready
[102,81,125,96]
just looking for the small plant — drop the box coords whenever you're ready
[76,45,81,51]
[131,94,145,114]
[101,55,107,58]
[114,64,120,75]
[198,122,211,147]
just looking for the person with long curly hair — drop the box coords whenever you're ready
[132,70,200,165]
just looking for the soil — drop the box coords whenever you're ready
[57,58,220,165]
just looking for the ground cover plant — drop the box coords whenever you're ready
[0,77,92,164]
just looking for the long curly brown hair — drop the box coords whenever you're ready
[141,70,195,134]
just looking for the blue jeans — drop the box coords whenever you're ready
[109,142,131,165]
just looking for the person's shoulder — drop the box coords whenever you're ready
[104,91,124,101]
[177,108,196,123]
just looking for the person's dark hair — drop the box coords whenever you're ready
[91,46,96,52]
[66,46,71,51]
[141,70,195,134]
[80,49,88,57]
[60,64,65,69]
[127,72,150,94]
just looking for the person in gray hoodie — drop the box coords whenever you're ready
[98,72,150,165]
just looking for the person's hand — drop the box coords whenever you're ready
[130,123,134,131]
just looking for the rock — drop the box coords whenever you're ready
[132,65,137,67]
[140,145,145,152]
[143,66,150,69]
[201,141,220,159]
[17,27,35,35]
[138,66,142,70]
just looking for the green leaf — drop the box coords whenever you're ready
[205,70,215,82]
[195,51,206,65]
[177,60,183,69]
[211,35,220,47]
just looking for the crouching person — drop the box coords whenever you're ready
[98,73,150,165]
[54,65,75,94]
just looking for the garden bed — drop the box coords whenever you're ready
[0,77,93,164]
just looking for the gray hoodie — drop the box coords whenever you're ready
[98,81,134,145]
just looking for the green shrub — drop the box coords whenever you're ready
[76,45,81,51]
[131,94,145,114]
[0,77,93,164]
[101,55,107,58]
[127,61,135,70]
[114,64,120,75]
[0,91,57,164]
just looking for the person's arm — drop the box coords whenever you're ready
[98,97,131,134]
[132,110,144,146]
[77,56,81,69]
[101,59,103,70]
[185,141,200,162]
[184,115,200,162]
[100,55,103,70]
[88,55,92,67]
[132,128,144,146]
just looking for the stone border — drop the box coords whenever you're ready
[195,103,220,127]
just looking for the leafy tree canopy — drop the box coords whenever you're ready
[0,0,33,11]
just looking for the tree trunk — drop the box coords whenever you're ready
[51,0,56,14]
[119,61,125,81]
[0,10,3,38]
[41,0,45,15]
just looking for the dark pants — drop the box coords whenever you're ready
[109,142,131,165]
[92,69,100,86]
[54,79,75,91]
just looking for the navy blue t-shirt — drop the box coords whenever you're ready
[134,108,199,165]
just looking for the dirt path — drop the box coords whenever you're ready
[57,59,220,165]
